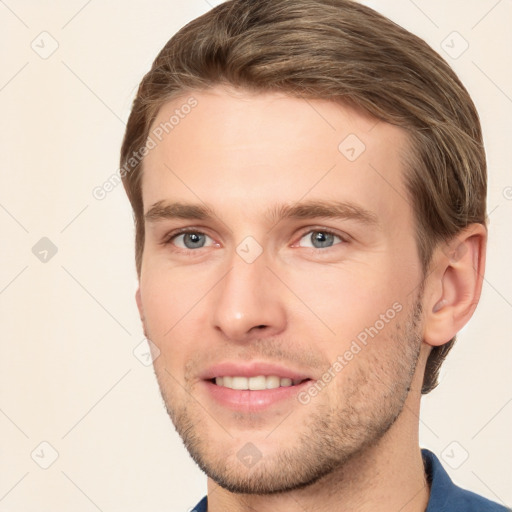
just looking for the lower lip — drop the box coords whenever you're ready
[202,380,312,412]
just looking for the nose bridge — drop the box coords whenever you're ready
[211,246,286,340]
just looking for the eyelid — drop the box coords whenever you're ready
[293,226,351,247]
[161,225,350,251]
[162,227,216,247]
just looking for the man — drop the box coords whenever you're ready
[120,0,508,510]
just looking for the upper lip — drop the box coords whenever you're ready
[199,361,312,381]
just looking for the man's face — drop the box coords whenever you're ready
[137,87,427,493]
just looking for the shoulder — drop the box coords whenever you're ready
[422,448,510,512]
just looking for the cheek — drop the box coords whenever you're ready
[141,262,210,322]
[284,259,408,343]
[139,268,207,364]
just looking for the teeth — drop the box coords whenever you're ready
[266,376,280,389]
[249,375,266,390]
[232,376,248,390]
[214,375,300,390]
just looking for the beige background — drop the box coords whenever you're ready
[0,0,511,510]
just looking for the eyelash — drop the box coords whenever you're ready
[162,226,349,254]
[162,227,215,254]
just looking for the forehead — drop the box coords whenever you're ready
[142,86,412,227]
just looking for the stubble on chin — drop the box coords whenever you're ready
[150,296,424,495]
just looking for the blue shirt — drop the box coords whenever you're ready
[191,449,509,511]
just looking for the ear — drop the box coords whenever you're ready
[135,287,147,337]
[135,287,143,319]
[423,223,487,347]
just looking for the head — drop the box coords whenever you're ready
[120,0,487,494]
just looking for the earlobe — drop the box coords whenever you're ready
[135,287,149,337]
[423,224,487,347]
[135,287,144,323]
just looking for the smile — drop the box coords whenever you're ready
[213,375,310,390]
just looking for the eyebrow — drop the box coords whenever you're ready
[145,199,379,228]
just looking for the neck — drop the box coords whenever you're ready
[206,356,431,512]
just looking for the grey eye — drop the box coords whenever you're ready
[299,231,341,249]
[174,232,211,249]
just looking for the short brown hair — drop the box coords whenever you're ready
[120,0,487,394]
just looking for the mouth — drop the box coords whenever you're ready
[200,362,314,412]
[210,375,311,390]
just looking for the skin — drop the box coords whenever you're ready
[135,86,486,512]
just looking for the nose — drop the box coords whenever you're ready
[211,252,287,343]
